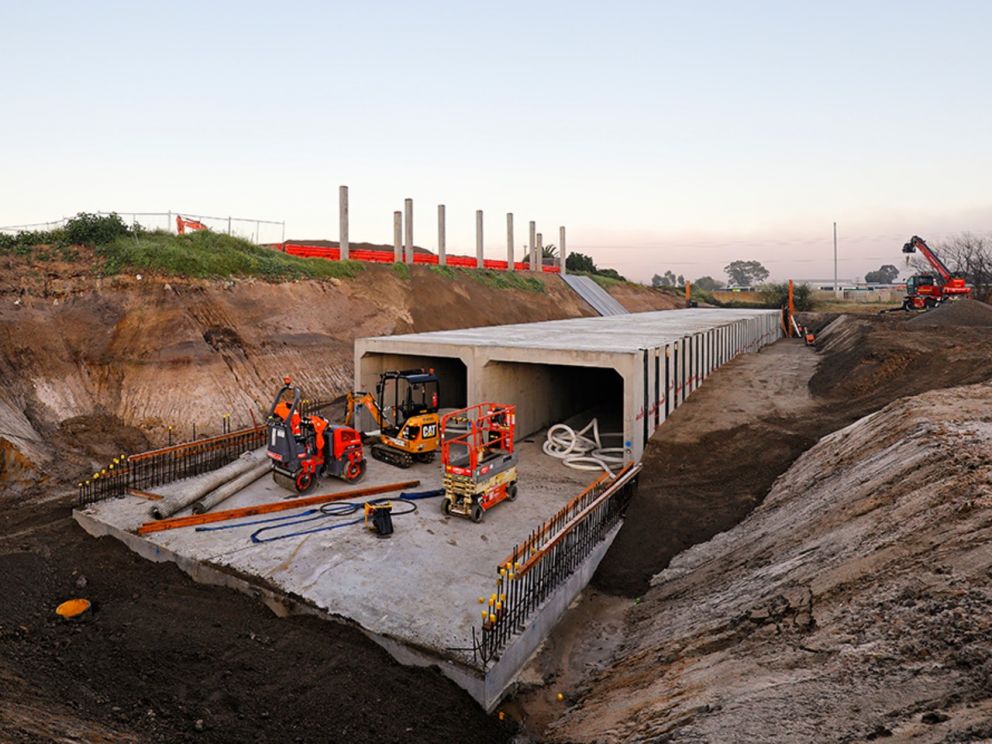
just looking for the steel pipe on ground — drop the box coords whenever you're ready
[150,452,262,520]
[191,460,271,514]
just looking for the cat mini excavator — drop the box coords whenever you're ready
[345,369,441,468]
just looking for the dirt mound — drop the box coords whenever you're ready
[547,382,992,742]
[907,298,992,327]
[809,314,992,409]
[0,532,510,743]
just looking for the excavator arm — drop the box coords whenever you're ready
[345,391,387,430]
[902,236,953,283]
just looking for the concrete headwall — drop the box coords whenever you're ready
[357,310,783,461]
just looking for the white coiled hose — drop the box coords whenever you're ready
[542,419,625,475]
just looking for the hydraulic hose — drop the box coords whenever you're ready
[542,418,625,475]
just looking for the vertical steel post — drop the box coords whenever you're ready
[528,221,536,272]
[475,209,484,268]
[438,204,446,266]
[393,211,403,263]
[339,185,349,260]
[404,198,414,264]
[506,213,514,271]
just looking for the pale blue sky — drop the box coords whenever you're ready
[3,1,991,282]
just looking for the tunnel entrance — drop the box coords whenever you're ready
[358,353,467,411]
[481,361,624,441]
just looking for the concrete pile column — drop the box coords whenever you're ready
[528,221,536,271]
[393,211,402,263]
[506,213,514,271]
[404,198,413,264]
[438,204,446,266]
[476,210,484,269]
[559,225,567,274]
[536,233,543,272]
[339,185,349,260]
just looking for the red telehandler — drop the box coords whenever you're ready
[899,236,972,310]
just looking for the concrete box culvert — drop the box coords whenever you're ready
[356,309,783,461]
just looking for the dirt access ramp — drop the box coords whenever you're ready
[547,380,992,743]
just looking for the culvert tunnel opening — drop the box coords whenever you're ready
[356,353,468,428]
[482,361,624,442]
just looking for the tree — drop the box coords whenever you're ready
[541,243,558,259]
[933,233,992,302]
[566,252,596,273]
[651,270,685,288]
[864,264,899,284]
[724,260,769,287]
[694,275,724,291]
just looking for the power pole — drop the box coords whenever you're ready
[833,221,839,298]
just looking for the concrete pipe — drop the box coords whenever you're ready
[191,460,271,514]
[150,452,262,520]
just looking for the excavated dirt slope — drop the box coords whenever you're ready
[541,312,992,742]
[0,265,595,491]
[549,381,992,743]
[0,256,671,743]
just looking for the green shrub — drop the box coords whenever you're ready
[391,262,411,279]
[65,212,130,245]
[759,282,814,311]
[96,230,364,281]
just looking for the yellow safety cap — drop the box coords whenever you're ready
[55,598,91,619]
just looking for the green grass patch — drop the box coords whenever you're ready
[465,268,545,293]
[588,273,624,288]
[96,230,364,281]
[391,262,411,280]
[429,265,456,280]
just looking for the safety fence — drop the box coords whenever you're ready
[76,398,334,507]
[471,463,640,666]
[1,211,285,244]
[276,243,561,273]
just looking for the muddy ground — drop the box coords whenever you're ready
[508,305,992,740]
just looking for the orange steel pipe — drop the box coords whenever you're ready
[137,479,420,534]
[517,463,638,576]
[497,471,611,571]
[787,279,795,338]
[128,425,266,461]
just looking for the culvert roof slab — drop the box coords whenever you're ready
[362,308,780,354]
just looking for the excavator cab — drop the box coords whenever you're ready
[345,370,441,468]
[378,370,440,431]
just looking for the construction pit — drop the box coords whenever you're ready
[72,307,782,711]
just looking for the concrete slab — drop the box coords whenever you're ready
[74,440,592,671]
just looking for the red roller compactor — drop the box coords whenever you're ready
[266,377,366,493]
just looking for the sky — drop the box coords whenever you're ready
[2,0,991,283]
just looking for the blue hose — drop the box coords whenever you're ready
[197,491,445,544]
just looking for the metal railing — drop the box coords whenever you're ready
[75,397,336,507]
[76,425,267,506]
[472,463,640,665]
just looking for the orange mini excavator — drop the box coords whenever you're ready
[176,215,208,234]
[266,377,366,493]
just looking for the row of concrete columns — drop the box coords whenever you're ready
[337,186,566,272]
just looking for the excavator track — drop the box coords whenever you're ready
[371,443,414,469]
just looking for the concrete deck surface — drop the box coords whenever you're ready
[75,439,592,666]
[364,307,781,354]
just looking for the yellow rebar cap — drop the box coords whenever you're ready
[55,598,91,619]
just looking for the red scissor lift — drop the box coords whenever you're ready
[440,403,518,522]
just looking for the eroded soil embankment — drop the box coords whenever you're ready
[541,310,992,742]
[0,266,593,494]
[597,309,992,598]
